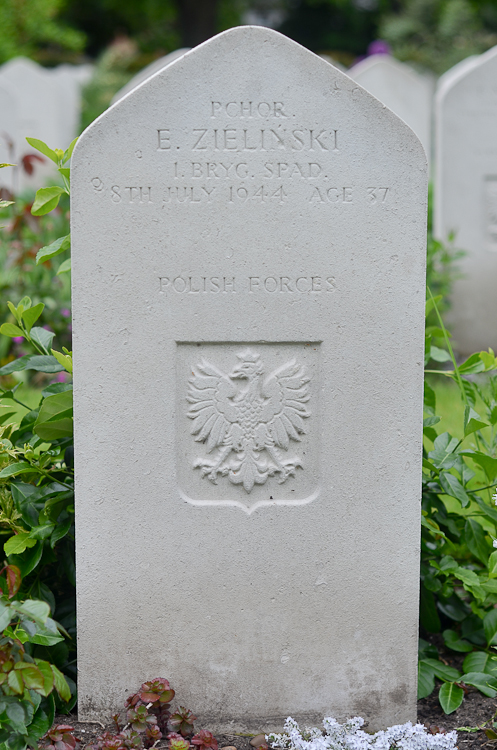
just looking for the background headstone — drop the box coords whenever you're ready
[0,57,85,190]
[348,54,434,161]
[0,79,20,192]
[72,26,427,731]
[111,48,191,103]
[435,45,497,354]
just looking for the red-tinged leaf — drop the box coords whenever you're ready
[21,153,45,175]
[6,564,21,598]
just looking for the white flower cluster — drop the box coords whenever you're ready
[267,716,457,750]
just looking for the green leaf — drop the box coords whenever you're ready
[461,671,497,697]
[420,658,461,682]
[0,163,15,168]
[0,462,34,479]
[484,608,497,646]
[29,327,55,356]
[0,324,24,338]
[488,551,497,578]
[21,303,44,333]
[7,669,24,695]
[426,294,443,318]
[9,542,43,577]
[430,345,452,362]
[429,432,460,469]
[4,532,37,556]
[463,651,497,675]
[50,517,72,547]
[27,705,50,740]
[459,352,487,375]
[14,663,45,693]
[0,603,12,631]
[454,567,480,586]
[36,234,70,265]
[420,583,441,632]
[465,518,490,564]
[438,682,464,714]
[56,258,71,275]
[63,137,77,163]
[31,187,65,216]
[35,390,72,425]
[32,660,54,697]
[464,406,489,437]
[418,661,435,698]
[443,629,473,652]
[25,137,58,164]
[0,200,14,208]
[0,354,63,376]
[439,472,471,507]
[34,419,73,441]
[461,451,497,482]
[50,348,72,373]
[51,664,71,702]
[12,599,50,625]
[474,497,497,525]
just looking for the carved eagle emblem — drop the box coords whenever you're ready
[186,348,311,493]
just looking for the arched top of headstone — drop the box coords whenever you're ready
[436,45,497,103]
[79,25,426,165]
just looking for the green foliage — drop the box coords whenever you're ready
[0,563,70,749]
[0,0,85,65]
[420,290,497,713]
[0,160,75,737]
[380,0,497,73]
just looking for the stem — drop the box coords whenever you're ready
[427,286,467,404]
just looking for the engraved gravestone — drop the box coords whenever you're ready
[72,27,427,730]
[349,55,434,161]
[435,46,497,354]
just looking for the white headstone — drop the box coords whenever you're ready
[72,27,427,731]
[435,46,497,354]
[111,49,191,104]
[0,79,21,192]
[0,57,83,190]
[348,55,434,160]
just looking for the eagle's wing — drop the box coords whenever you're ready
[259,359,310,449]
[187,359,238,453]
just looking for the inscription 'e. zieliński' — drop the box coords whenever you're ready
[187,348,311,493]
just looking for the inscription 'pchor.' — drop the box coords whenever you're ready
[187,348,311,493]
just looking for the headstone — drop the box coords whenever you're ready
[435,46,497,354]
[111,49,191,103]
[72,26,427,731]
[0,79,21,192]
[0,57,83,190]
[348,55,434,160]
[319,54,346,72]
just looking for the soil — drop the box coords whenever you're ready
[54,693,497,750]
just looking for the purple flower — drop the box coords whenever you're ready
[56,372,67,383]
[61,308,71,318]
[12,336,24,343]
[367,39,391,56]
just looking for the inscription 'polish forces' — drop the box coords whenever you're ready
[187,349,311,493]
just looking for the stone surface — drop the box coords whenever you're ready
[435,46,497,354]
[0,79,20,192]
[111,49,191,103]
[72,26,427,731]
[0,57,84,190]
[348,54,434,160]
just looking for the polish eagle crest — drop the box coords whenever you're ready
[186,348,311,493]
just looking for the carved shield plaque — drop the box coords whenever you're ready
[177,342,320,513]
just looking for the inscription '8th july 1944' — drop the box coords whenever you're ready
[187,349,310,493]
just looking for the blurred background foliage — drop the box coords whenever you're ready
[3,0,497,75]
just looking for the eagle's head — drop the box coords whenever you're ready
[230,349,264,379]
